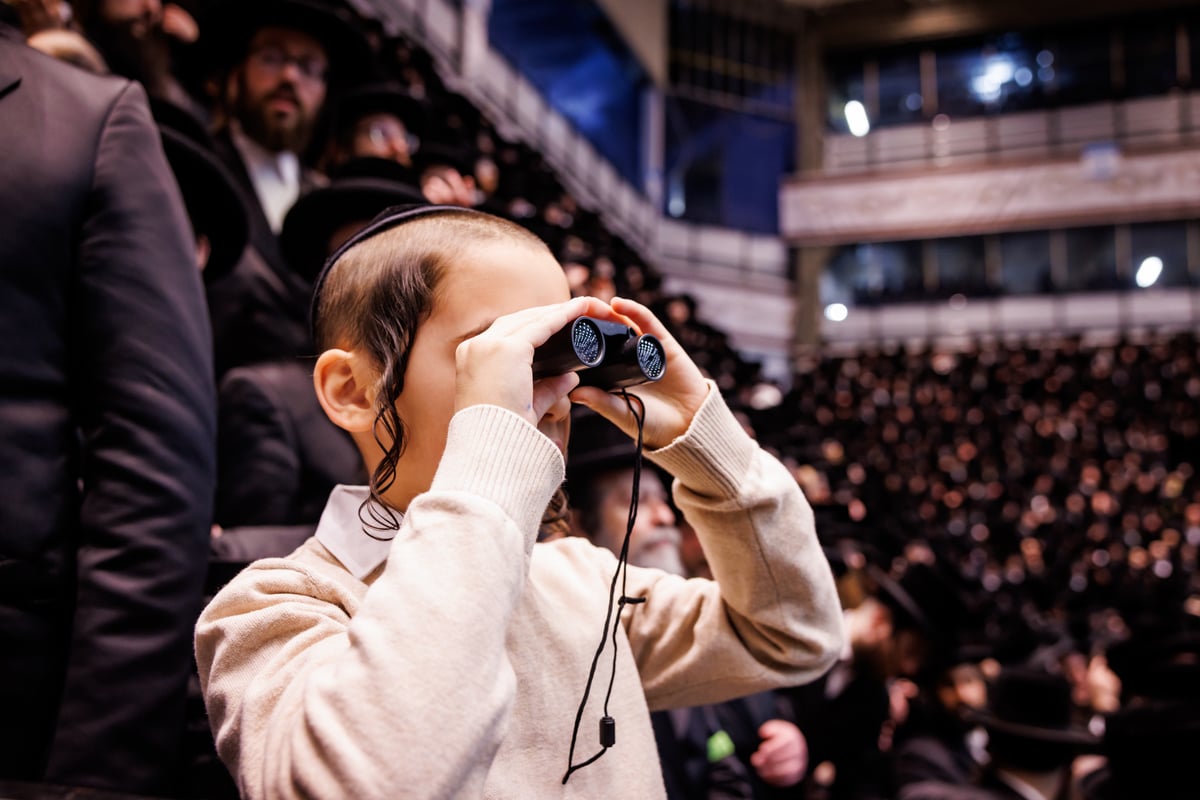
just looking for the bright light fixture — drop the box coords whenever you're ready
[1136,256,1163,288]
[844,101,870,137]
[971,57,1015,103]
[824,303,849,322]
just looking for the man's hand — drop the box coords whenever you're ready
[8,0,66,36]
[750,719,808,787]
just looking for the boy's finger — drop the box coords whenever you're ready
[609,297,673,343]
[531,372,579,420]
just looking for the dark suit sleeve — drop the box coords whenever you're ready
[216,367,301,527]
[44,80,216,795]
[894,736,974,791]
[209,524,316,565]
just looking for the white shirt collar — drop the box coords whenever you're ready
[994,767,1062,800]
[229,122,302,233]
[314,485,397,580]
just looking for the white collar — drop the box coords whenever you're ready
[229,122,300,181]
[229,122,301,231]
[314,485,397,580]
[994,767,1062,800]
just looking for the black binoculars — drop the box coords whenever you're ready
[532,316,666,389]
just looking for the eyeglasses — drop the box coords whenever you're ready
[247,45,328,82]
[359,119,420,154]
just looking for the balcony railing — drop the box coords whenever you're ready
[822,93,1200,175]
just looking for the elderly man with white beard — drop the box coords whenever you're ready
[566,408,811,800]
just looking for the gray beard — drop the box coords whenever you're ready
[632,543,687,577]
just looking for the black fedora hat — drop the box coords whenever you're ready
[280,159,426,282]
[195,0,372,84]
[150,97,213,149]
[413,142,476,179]
[565,407,670,518]
[331,154,420,186]
[335,82,427,141]
[158,126,250,283]
[966,666,1099,747]
[1105,631,1200,704]
[868,561,967,644]
[1079,702,1200,799]
[566,407,638,484]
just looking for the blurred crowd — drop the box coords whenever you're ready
[1,0,1197,797]
[749,332,1200,798]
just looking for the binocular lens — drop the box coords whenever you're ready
[532,316,667,389]
[636,337,666,382]
[570,318,604,366]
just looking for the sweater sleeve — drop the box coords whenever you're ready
[617,385,845,710]
[195,405,563,800]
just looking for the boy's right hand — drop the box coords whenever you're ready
[454,296,627,427]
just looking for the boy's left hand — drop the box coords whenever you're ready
[569,297,710,450]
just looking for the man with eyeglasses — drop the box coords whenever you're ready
[327,81,426,172]
[195,0,369,375]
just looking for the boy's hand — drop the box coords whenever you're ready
[455,296,624,427]
[569,297,710,449]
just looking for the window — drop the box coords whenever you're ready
[1041,26,1112,107]
[489,0,646,184]
[1192,14,1200,91]
[1124,18,1179,98]
[999,231,1053,295]
[1063,226,1118,291]
[826,241,925,305]
[935,236,989,296]
[664,96,794,232]
[937,33,1043,118]
[935,42,986,118]
[877,50,924,126]
[827,57,865,133]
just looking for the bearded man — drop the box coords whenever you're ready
[196,0,369,374]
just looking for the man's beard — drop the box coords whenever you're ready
[87,18,171,95]
[630,530,686,576]
[234,75,315,155]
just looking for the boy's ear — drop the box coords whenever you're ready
[314,349,377,433]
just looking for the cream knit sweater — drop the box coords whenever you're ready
[196,387,844,799]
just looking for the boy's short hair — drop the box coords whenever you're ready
[312,205,547,354]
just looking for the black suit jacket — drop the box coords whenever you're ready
[652,693,798,800]
[215,360,363,528]
[205,129,320,376]
[0,25,215,795]
[783,666,892,800]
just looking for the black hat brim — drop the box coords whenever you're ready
[867,564,936,637]
[281,178,428,283]
[159,127,250,283]
[965,708,1100,746]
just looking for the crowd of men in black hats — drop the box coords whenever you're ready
[1,0,1198,797]
[751,332,1200,798]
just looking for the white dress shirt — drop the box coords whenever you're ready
[230,123,301,233]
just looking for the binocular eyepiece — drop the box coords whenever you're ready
[532,316,666,390]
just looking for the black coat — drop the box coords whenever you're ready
[216,360,363,529]
[205,129,320,376]
[0,25,215,795]
[782,666,892,800]
[652,693,798,800]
